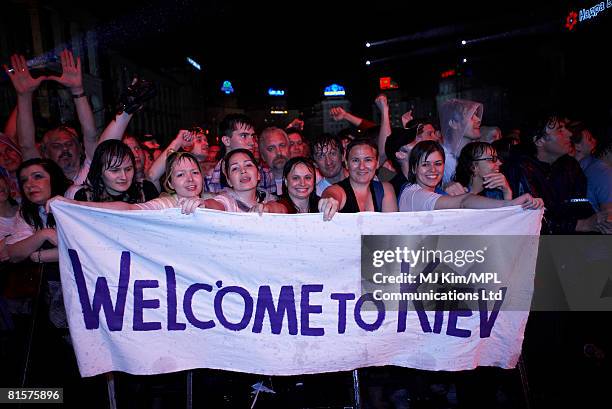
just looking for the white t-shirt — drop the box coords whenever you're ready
[0,214,18,238]
[398,184,442,212]
[5,208,49,245]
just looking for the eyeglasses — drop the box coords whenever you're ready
[472,156,499,163]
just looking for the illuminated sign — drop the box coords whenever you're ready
[379,77,399,90]
[268,88,285,96]
[186,57,201,71]
[221,80,234,95]
[323,84,346,97]
[565,11,578,31]
[566,1,611,31]
[270,110,288,115]
[441,69,457,78]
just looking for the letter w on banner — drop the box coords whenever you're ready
[51,202,542,377]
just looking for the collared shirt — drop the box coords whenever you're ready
[204,160,224,193]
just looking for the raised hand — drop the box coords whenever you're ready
[483,172,512,196]
[174,129,195,149]
[286,118,304,131]
[48,49,83,93]
[330,107,347,122]
[3,54,47,95]
[401,110,414,129]
[374,94,388,112]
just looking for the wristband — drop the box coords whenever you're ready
[72,92,87,99]
[36,249,42,263]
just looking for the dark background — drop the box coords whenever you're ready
[1,0,611,139]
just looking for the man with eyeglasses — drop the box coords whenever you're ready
[309,133,348,196]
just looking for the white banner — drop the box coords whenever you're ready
[52,202,542,377]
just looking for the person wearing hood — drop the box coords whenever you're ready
[438,98,483,185]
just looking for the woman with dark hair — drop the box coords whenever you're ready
[74,139,158,203]
[6,159,71,337]
[48,151,208,214]
[276,157,339,220]
[453,141,512,200]
[398,141,542,212]
[8,159,71,263]
[204,148,286,213]
[322,138,397,213]
[6,158,79,391]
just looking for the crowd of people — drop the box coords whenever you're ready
[1,49,611,408]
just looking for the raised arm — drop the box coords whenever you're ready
[47,50,97,159]
[97,112,133,144]
[4,54,46,160]
[3,105,18,143]
[375,94,391,166]
[330,107,363,128]
[146,129,193,191]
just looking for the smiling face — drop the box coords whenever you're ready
[101,155,135,195]
[313,142,343,179]
[19,164,52,205]
[415,150,444,191]
[347,144,377,184]
[463,112,482,140]
[471,146,501,178]
[286,162,315,200]
[168,157,203,199]
[226,152,259,191]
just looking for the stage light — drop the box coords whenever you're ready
[461,40,467,45]
[366,42,371,48]
[462,58,468,63]
[366,60,371,66]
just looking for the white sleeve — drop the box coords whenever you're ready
[6,213,35,245]
[398,186,441,212]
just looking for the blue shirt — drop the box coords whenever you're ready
[579,155,612,212]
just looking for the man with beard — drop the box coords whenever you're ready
[258,127,289,195]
